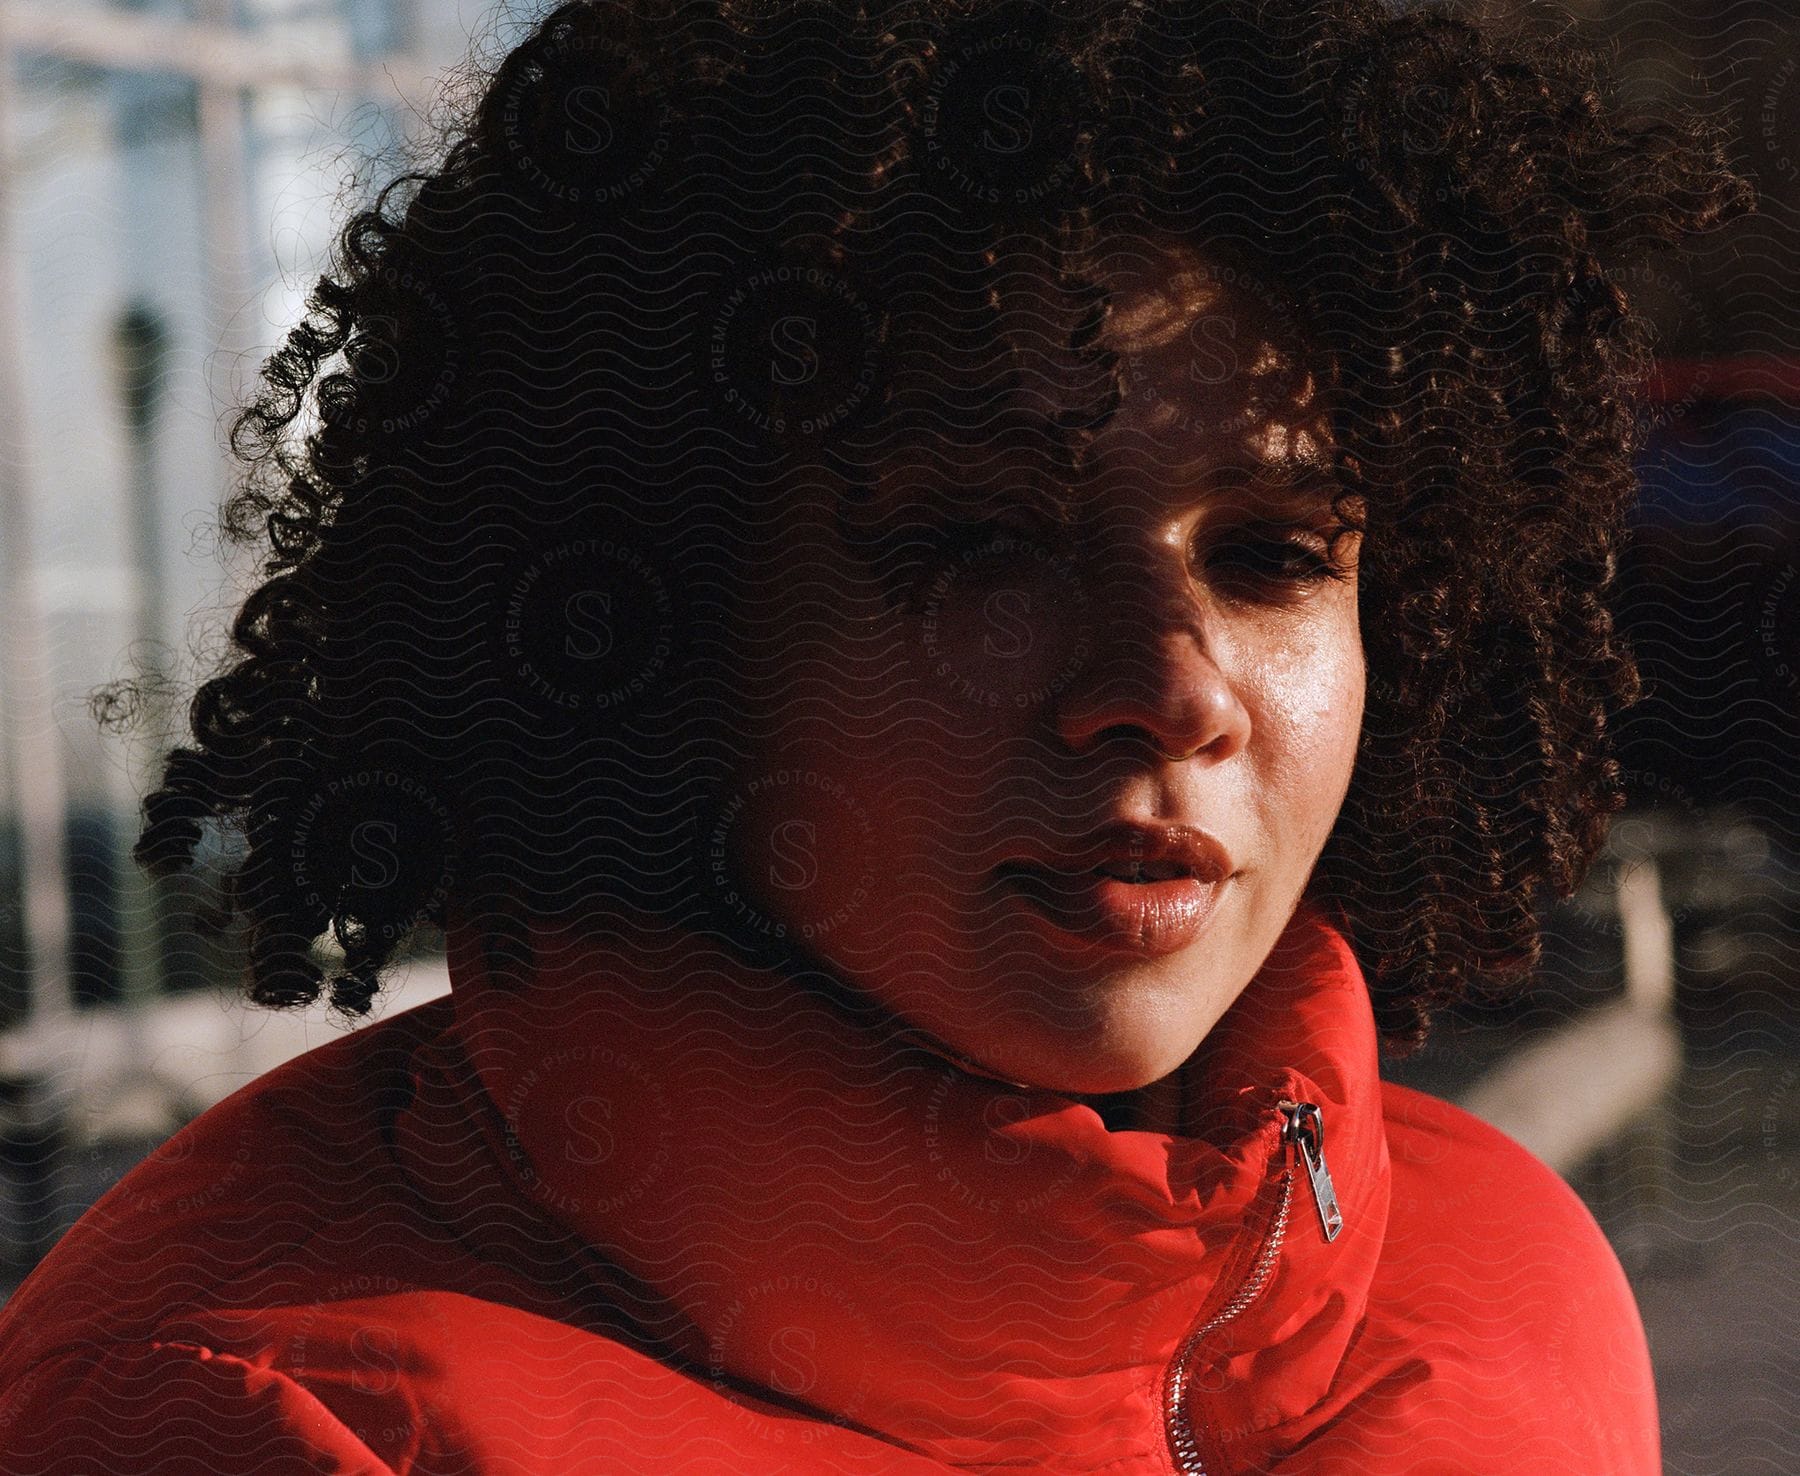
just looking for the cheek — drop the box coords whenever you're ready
[721,763,893,943]
[726,653,966,931]
[923,552,1094,722]
[1247,613,1365,844]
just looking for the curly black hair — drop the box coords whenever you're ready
[103,0,1748,1053]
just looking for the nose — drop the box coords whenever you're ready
[1052,554,1250,764]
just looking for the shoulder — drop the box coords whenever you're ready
[1359,1080,1659,1473]
[0,999,456,1367]
[1378,1078,1636,1290]
[1380,1077,1602,1229]
[0,999,588,1470]
[0,999,947,1473]
[0,1338,396,1475]
[1377,1077,1647,1330]
[0,1308,950,1474]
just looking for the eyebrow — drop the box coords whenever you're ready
[865,452,1082,524]
[863,442,1348,529]
[1229,453,1345,510]
[1215,444,1330,479]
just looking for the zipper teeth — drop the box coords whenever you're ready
[1162,1140,1298,1475]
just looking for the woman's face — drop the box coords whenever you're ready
[720,239,1365,1098]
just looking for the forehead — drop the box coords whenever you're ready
[865,234,1332,508]
[1095,241,1326,457]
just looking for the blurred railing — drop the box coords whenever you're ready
[1462,825,1686,1176]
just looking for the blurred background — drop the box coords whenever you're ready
[0,2,1794,1471]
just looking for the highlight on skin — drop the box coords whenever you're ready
[723,236,1365,1103]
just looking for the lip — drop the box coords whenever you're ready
[993,821,1235,956]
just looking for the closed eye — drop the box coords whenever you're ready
[931,511,1061,552]
[868,501,1069,565]
[1201,523,1352,601]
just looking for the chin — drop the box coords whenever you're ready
[1070,1056,1188,1098]
[854,939,1236,1097]
[1014,981,1233,1099]
[973,1030,1196,1099]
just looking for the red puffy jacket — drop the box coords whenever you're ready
[0,904,1658,1473]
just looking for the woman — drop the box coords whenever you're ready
[0,0,1745,1470]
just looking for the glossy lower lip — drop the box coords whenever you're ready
[995,865,1226,956]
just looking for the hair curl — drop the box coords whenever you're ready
[105,0,1749,1051]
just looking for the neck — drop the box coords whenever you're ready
[439,897,1394,1469]
[1083,1068,1188,1134]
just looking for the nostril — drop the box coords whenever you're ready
[1049,627,1249,765]
[1087,726,1209,764]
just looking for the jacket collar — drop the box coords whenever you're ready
[441,901,1391,1471]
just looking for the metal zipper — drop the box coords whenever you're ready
[1283,1101,1344,1243]
[1162,1098,1345,1475]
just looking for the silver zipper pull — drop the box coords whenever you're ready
[1279,1100,1344,1243]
